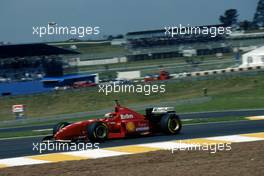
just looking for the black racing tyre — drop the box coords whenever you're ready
[53,122,70,135]
[87,121,108,142]
[160,113,182,134]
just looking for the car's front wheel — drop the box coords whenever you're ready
[87,121,108,142]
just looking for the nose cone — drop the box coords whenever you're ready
[54,123,83,140]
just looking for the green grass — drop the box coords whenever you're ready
[0,114,103,129]
[176,79,264,113]
[0,130,51,139]
[1,74,264,122]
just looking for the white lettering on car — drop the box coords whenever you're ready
[120,114,134,120]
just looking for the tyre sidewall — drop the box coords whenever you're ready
[160,113,182,134]
[87,122,108,142]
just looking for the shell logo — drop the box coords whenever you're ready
[126,122,136,132]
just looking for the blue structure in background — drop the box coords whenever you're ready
[0,74,98,96]
[42,74,98,88]
[0,80,52,96]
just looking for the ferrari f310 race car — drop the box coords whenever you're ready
[43,100,182,142]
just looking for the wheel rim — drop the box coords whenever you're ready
[168,118,179,132]
[96,126,107,138]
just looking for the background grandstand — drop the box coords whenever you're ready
[0,43,79,82]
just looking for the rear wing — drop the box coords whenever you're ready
[152,107,175,114]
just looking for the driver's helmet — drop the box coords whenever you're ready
[104,113,113,118]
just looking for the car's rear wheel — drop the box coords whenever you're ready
[53,122,70,135]
[87,122,108,142]
[160,113,182,134]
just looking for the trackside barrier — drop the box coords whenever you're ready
[171,65,264,78]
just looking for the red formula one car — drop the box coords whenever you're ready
[144,70,171,82]
[72,81,97,89]
[43,100,182,142]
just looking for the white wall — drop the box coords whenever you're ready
[94,73,99,84]
[117,71,141,80]
[241,54,264,67]
[75,57,127,66]
[240,46,264,68]
[182,49,197,57]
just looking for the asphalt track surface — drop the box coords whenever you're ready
[1,109,264,133]
[0,120,263,159]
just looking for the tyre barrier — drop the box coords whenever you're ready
[171,65,264,78]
